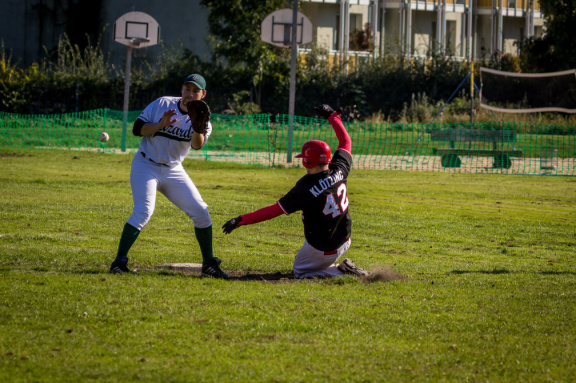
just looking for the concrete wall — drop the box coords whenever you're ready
[503,17,526,56]
[0,0,69,66]
[412,12,436,56]
[474,12,539,59]
[383,8,402,54]
[302,2,341,50]
[302,2,370,52]
[0,0,212,68]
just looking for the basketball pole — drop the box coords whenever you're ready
[113,12,159,152]
[260,6,311,164]
[286,0,298,163]
[121,45,133,153]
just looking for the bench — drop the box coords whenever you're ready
[431,129,523,169]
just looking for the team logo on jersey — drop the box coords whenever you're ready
[154,124,194,142]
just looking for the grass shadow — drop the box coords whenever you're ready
[451,269,576,276]
[228,272,296,282]
[538,271,576,275]
[451,269,511,275]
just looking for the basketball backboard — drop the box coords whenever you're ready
[114,11,160,48]
[261,9,312,48]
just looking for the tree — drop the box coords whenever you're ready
[520,0,576,72]
[200,0,287,65]
[199,0,288,107]
[349,23,374,52]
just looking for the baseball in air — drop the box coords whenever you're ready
[99,132,109,142]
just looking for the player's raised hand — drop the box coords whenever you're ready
[160,109,178,127]
[222,216,242,234]
[314,104,337,119]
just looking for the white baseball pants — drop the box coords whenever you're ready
[293,238,351,279]
[127,153,212,231]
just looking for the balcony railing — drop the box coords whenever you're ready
[477,0,540,10]
[413,0,540,10]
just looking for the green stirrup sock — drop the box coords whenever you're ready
[115,223,141,263]
[194,225,214,264]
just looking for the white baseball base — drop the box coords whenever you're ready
[155,263,203,273]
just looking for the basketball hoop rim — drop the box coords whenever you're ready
[128,37,150,46]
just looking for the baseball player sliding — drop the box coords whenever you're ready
[223,105,368,278]
[110,74,229,279]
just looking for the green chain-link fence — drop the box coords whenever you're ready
[1,109,575,176]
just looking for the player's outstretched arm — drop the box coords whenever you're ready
[222,203,284,234]
[136,109,178,137]
[314,104,351,152]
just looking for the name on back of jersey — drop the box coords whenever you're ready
[309,170,344,197]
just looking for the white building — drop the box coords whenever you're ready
[302,0,544,62]
[0,0,544,69]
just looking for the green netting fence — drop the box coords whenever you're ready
[1,109,575,176]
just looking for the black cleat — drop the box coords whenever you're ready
[337,258,369,277]
[110,260,132,274]
[201,258,230,280]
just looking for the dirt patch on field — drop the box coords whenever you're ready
[363,267,408,283]
[126,265,406,283]
[157,267,405,283]
[154,263,296,283]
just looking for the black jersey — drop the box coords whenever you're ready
[278,149,353,251]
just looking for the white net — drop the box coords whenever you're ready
[480,67,576,114]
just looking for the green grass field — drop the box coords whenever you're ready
[1,150,575,382]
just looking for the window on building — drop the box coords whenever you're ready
[334,14,370,51]
[350,14,362,32]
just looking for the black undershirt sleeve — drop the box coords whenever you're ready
[133,118,146,136]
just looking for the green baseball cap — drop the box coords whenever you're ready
[183,74,206,90]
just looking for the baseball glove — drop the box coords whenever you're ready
[314,104,340,119]
[187,99,211,134]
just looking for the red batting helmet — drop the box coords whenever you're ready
[295,140,331,169]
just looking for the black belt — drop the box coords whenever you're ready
[141,152,170,167]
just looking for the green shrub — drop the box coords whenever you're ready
[1,32,575,126]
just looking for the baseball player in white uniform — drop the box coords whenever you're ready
[110,74,229,279]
